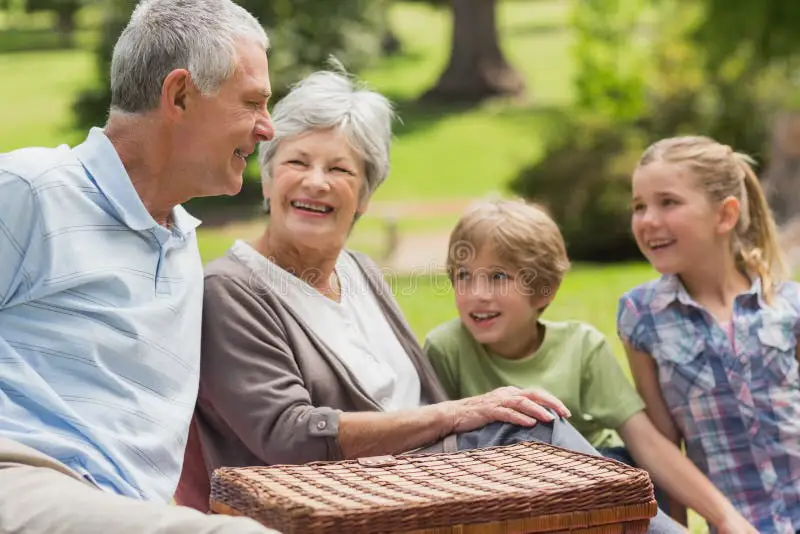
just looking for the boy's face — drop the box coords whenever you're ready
[452,246,553,359]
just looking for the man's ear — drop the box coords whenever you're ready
[160,69,193,118]
[717,196,741,235]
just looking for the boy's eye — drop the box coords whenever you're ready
[661,198,678,207]
[454,269,470,281]
[491,271,510,281]
[631,202,645,212]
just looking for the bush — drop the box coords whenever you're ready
[509,116,647,262]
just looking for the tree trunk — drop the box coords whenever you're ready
[763,112,800,225]
[55,2,79,49]
[421,0,525,103]
[762,112,800,271]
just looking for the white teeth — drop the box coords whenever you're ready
[291,201,332,213]
[472,312,500,320]
[648,239,674,248]
[234,149,247,160]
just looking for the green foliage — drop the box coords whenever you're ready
[514,0,799,262]
[72,0,136,130]
[509,115,647,262]
[571,0,649,122]
[247,0,387,99]
[25,0,81,12]
[692,0,800,68]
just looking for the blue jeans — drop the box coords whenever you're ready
[457,419,684,534]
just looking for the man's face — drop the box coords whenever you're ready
[180,39,274,198]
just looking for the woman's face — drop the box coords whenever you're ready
[264,128,368,253]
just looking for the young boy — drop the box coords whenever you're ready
[423,198,756,533]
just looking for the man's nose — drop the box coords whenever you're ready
[254,110,274,142]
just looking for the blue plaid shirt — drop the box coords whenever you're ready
[618,275,800,534]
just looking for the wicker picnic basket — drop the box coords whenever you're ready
[209,441,657,534]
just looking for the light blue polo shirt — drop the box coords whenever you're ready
[0,128,204,502]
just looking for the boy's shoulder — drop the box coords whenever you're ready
[543,319,607,350]
[425,318,470,351]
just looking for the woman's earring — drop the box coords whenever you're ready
[263,198,271,214]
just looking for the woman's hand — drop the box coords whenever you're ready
[447,386,571,434]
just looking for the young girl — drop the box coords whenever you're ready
[617,136,800,534]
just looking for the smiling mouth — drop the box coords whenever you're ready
[290,200,333,214]
[647,239,675,250]
[470,312,500,323]
[234,149,248,161]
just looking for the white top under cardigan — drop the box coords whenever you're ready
[230,240,423,411]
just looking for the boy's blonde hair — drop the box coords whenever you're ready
[446,198,571,297]
[638,135,787,301]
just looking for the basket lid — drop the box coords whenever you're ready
[210,441,656,534]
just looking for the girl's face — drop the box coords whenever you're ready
[631,161,732,276]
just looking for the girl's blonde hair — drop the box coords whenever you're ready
[638,135,787,301]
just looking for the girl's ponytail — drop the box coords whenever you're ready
[733,154,788,302]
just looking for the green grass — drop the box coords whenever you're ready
[0,49,94,151]
[361,1,575,203]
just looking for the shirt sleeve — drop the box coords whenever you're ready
[616,293,648,352]
[422,336,459,401]
[197,273,345,466]
[0,172,40,308]
[580,333,645,430]
[777,281,800,337]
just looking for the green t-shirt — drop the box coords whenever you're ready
[423,318,645,449]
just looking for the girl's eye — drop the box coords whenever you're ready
[661,198,678,207]
[454,269,470,281]
[631,202,645,212]
[492,271,510,281]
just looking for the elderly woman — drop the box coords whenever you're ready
[176,71,683,533]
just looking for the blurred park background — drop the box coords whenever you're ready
[2,1,799,529]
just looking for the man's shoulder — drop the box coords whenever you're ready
[0,144,83,188]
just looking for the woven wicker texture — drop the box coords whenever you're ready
[210,441,657,534]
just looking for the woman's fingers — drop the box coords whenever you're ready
[501,396,555,424]
[519,388,571,418]
[492,406,539,428]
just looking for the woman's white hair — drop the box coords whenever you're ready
[110,0,268,113]
[258,67,395,203]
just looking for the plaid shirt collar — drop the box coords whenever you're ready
[650,273,766,313]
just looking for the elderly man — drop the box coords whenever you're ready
[0,0,277,532]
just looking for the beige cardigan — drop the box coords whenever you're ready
[176,248,450,510]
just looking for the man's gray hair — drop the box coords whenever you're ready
[258,70,395,202]
[110,0,268,113]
